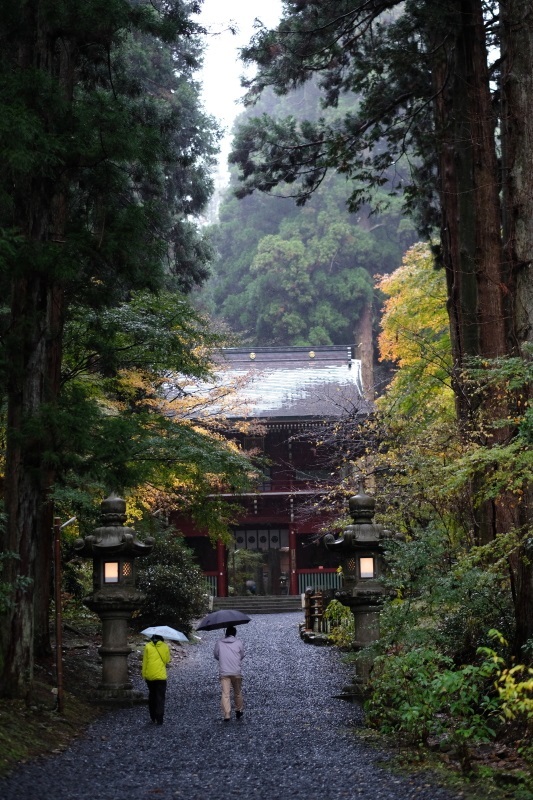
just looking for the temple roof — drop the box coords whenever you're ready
[211,345,370,420]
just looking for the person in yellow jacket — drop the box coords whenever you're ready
[142,634,171,725]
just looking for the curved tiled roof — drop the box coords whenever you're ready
[215,345,370,419]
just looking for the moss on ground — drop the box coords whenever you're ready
[0,682,101,777]
[354,728,533,800]
[0,624,104,779]
[0,619,186,780]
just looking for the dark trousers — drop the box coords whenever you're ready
[146,679,167,724]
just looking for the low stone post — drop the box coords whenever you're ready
[74,495,154,704]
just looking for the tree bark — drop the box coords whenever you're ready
[0,2,70,696]
[501,0,533,349]
[435,0,506,378]
[354,301,375,403]
[432,0,509,545]
[1,277,58,696]
[33,280,65,659]
[500,0,533,653]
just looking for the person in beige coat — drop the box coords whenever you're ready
[213,626,245,722]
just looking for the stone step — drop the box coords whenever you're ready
[212,595,303,615]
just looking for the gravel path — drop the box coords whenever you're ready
[0,613,465,800]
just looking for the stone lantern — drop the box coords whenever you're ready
[323,483,398,700]
[74,494,154,704]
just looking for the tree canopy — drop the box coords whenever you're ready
[0,0,246,698]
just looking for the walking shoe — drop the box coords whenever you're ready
[224,718,230,723]
[236,710,243,719]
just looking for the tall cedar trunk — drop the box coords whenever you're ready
[0,5,70,696]
[354,302,375,403]
[433,0,508,544]
[1,278,63,697]
[500,0,533,653]
[501,0,533,348]
[32,169,70,657]
[33,280,65,659]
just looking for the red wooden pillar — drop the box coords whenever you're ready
[216,539,228,597]
[289,526,298,595]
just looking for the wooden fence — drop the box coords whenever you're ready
[298,570,343,594]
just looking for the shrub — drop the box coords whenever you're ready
[323,599,355,647]
[484,632,533,727]
[365,642,501,768]
[136,532,209,634]
[496,664,533,722]
[365,646,451,744]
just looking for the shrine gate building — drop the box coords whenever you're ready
[173,344,371,597]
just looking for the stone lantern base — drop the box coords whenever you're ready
[332,590,384,704]
[84,593,148,707]
[90,686,147,707]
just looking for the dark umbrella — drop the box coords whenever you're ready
[196,609,251,631]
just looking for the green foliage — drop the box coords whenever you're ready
[323,598,351,625]
[366,645,501,757]
[62,560,93,605]
[443,349,533,502]
[323,599,355,647]
[378,529,516,661]
[494,663,533,723]
[366,646,452,743]
[136,530,209,635]
[0,0,225,696]
[47,288,256,539]
[346,365,527,755]
[366,626,532,772]
[0,2,216,303]
[63,290,218,383]
[333,252,533,762]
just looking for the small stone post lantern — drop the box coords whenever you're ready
[74,495,154,704]
[323,483,397,700]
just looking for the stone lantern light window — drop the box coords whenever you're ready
[104,561,119,583]
[103,559,134,584]
[359,556,375,579]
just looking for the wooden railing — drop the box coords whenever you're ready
[202,574,218,597]
[298,570,343,594]
[204,570,342,597]
[257,479,333,493]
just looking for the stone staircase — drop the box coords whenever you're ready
[212,594,303,614]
